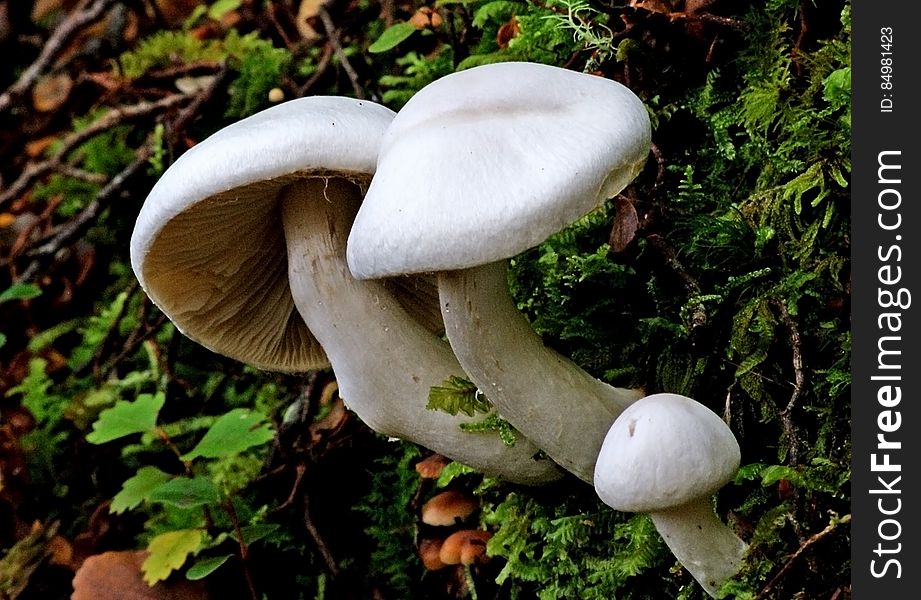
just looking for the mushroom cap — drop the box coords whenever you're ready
[421,489,479,526]
[130,96,400,373]
[593,393,741,513]
[418,538,448,571]
[439,529,492,566]
[347,61,651,279]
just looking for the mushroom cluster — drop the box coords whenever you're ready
[131,62,746,597]
[129,95,559,486]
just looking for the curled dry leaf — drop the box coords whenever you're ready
[32,72,73,113]
[609,195,639,253]
[71,550,209,600]
[296,0,327,42]
[496,17,520,49]
[174,75,217,95]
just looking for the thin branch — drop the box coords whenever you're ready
[317,7,365,99]
[224,499,260,600]
[297,43,334,97]
[57,165,110,184]
[0,0,119,113]
[667,11,748,30]
[649,142,666,189]
[645,233,708,333]
[163,65,231,145]
[754,514,851,600]
[303,491,340,577]
[11,66,226,281]
[0,94,190,208]
[15,147,153,282]
[772,298,805,467]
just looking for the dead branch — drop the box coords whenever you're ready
[0,94,191,208]
[754,514,850,600]
[15,147,152,283]
[772,298,805,468]
[645,233,708,333]
[0,0,119,113]
[317,7,365,99]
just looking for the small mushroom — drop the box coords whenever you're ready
[439,529,492,566]
[130,96,561,485]
[72,550,209,600]
[420,490,479,526]
[347,62,651,482]
[593,393,748,597]
[418,538,448,571]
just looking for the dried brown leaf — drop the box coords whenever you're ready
[609,195,639,253]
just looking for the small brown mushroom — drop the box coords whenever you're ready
[439,529,492,566]
[418,538,448,571]
[72,550,209,600]
[420,490,478,527]
[415,453,451,479]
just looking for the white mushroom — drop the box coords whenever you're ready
[130,96,561,485]
[594,393,748,596]
[347,62,651,482]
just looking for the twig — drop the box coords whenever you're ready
[649,142,666,189]
[667,11,748,30]
[11,66,226,281]
[645,233,708,333]
[0,94,190,208]
[772,298,805,467]
[145,60,224,81]
[754,514,850,600]
[163,65,231,145]
[15,147,152,282]
[303,491,341,577]
[57,165,110,184]
[85,279,139,376]
[297,43,334,97]
[223,499,260,600]
[317,7,365,99]
[0,0,119,113]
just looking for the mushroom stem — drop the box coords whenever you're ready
[279,179,561,485]
[649,497,748,597]
[438,260,643,482]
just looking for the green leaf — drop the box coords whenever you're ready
[111,466,173,514]
[181,408,274,461]
[148,477,222,509]
[459,413,518,446]
[435,462,477,488]
[472,1,519,28]
[207,0,241,21]
[822,67,851,103]
[143,529,203,584]
[368,22,418,53]
[232,523,280,546]
[0,283,41,304]
[186,554,232,580]
[760,464,806,488]
[427,376,492,417]
[86,392,165,444]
